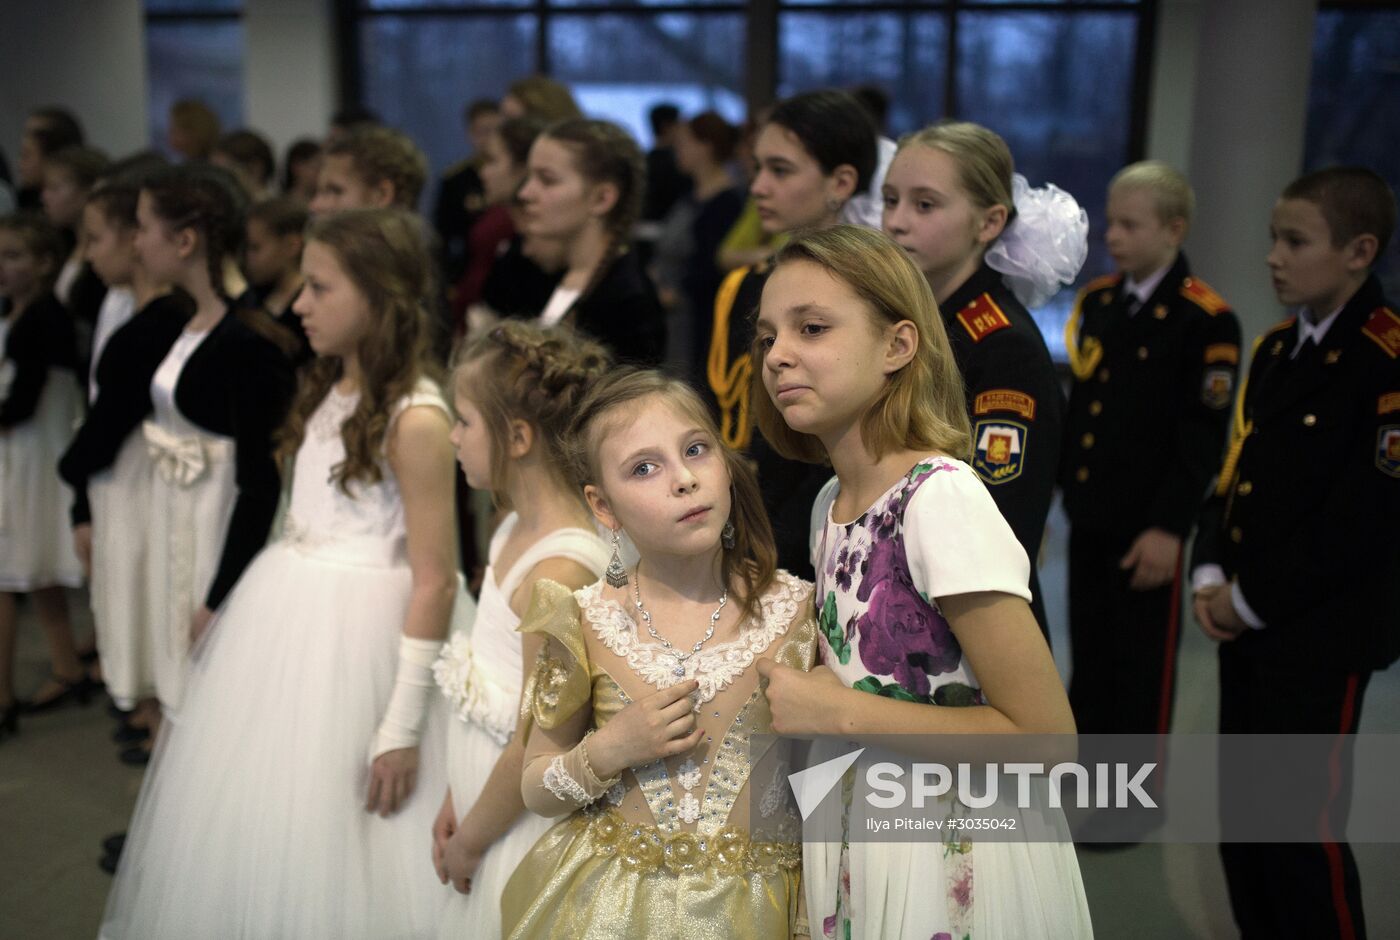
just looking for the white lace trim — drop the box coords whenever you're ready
[431,633,516,747]
[577,571,806,704]
[543,754,589,804]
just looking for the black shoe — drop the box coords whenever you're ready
[112,723,149,744]
[0,701,19,741]
[99,853,119,874]
[119,744,151,766]
[102,832,126,857]
[108,701,131,720]
[24,675,100,714]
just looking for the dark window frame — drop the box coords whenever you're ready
[340,0,1156,158]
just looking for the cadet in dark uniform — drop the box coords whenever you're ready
[1192,167,1399,940]
[1062,161,1240,739]
[882,121,1079,641]
[709,90,877,579]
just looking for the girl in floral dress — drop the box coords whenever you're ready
[500,369,817,939]
[753,225,1092,939]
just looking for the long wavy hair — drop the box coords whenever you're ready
[564,369,777,618]
[274,208,442,491]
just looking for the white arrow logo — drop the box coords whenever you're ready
[788,747,865,820]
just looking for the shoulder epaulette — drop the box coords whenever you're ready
[1361,306,1400,358]
[956,293,1012,343]
[1180,276,1231,316]
[1077,273,1120,301]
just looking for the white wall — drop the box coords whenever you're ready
[0,0,149,170]
[243,0,339,161]
[0,0,338,185]
[1145,0,1319,346]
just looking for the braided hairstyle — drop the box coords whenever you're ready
[539,118,645,311]
[141,164,249,301]
[275,208,442,492]
[453,320,612,507]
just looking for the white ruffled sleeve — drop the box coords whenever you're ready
[903,461,1032,603]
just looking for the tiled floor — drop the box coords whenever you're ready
[2,502,1396,938]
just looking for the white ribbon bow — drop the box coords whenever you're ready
[142,421,208,487]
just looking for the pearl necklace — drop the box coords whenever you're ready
[632,569,729,678]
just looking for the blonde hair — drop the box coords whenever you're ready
[1109,160,1195,227]
[565,369,777,618]
[753,225,971,465]
[898,120,1015,233]
[506,76,583,123]
[453,321,612,508]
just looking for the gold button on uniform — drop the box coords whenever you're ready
[1137,346,1148,360]
[1303,414,1317,426]
[1089,401,1102,416]
[1236,481,1253,496]
[1097,368,1110,383]
[1230,527,1243,543]
[1076,467,1090,483]
[1081,433,1095,449]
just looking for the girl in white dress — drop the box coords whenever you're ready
[753,226,1092,939]
[59,182,189,722]
[131,166,295,729]
[0,214,86,735]
[100,208,467,939]
[430,321,611,936]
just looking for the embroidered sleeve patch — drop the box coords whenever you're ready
[1379,392,1400,416]
[1361,307,1400,358]
[1202,368,1234,409]
[1378,426,1400,478]
[973,389,1037,419]
[972,419,1027,485]
[956,293,1012,343]
[1204,343,1240,364]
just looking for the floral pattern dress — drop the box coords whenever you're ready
[805,456,1092,940]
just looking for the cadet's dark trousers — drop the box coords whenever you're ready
[1067,527,1183,736]
[1218,641,1370,939]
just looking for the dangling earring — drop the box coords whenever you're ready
[721,520,736,550]
[605,529,629,588]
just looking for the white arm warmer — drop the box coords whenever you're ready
[369,636,442,762]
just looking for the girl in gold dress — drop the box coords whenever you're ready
[501,369,816,939]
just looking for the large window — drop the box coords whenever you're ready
[352,0,1150,356]
[1306,4,1400,294]
[779,0,1148,357]
[145,0,245,156]
[354,1,746,180]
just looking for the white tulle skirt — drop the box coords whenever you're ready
[437,717,554,939]
[0,376,84,591]
[88,433,156,709]
[100,537,463,940]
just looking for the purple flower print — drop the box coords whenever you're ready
[833,545,859,592]
[854,537,961,694]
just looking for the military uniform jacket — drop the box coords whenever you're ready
[943,263,1063,560]
[1193,275,1400,672]
[1060,253,1241,539]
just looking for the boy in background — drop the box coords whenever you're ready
[1193,166,1399,938]
[1062,161,1241,746]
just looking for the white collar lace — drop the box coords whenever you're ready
[578,571,805,704]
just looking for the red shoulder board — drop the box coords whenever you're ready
[1076,273,1120,302]
[956,293,1012,343]
[1361,307,1400,359]
[1180,277,1231,316]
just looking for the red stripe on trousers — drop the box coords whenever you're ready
[1155,556,1184,747]
[1317,673,1360,940]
